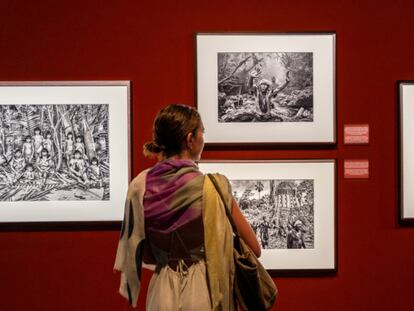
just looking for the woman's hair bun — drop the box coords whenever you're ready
[143,141,163,157]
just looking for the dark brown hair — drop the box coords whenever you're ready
[143,104,202,158]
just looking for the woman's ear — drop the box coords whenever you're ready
[185,132,194,150]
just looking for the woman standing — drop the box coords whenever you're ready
[114,104,260,310]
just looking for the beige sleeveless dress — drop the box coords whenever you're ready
[146,259,211,311]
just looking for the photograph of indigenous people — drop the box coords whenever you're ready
[217,52,313,123]
[231,179,314,249]
[0,104,109,201]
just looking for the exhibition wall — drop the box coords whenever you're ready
[1,0,414,310]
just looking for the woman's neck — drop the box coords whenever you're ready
[160,150,192,162]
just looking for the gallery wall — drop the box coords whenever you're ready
[0,0,414,310]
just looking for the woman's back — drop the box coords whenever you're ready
[142,159,212,311]
[143,159,205,269]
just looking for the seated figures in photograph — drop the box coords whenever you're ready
[248,69,290,115]
[19,164,37,185]
[35,148,55,186]
[114,104,261,311]
[10,149,25,172]
[68,150,89,184]
[87,157,102,188]
[10,149,26,183]
[74,135,87,158]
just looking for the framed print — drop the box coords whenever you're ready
[196,32,336,145]
[399,81,414,224]
[0,81,130,224]
[198,160,336,271]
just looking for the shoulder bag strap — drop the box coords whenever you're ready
[207,173,240,237]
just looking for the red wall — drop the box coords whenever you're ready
[1,0,414,310]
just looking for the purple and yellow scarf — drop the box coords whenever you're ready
[144,159,204,234]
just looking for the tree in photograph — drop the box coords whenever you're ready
[239,188,253,210]
[254,181,264,200]
[269,179,279,223]
[297,180,314,208]
[218,53,263,93]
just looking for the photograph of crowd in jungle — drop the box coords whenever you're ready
[217,52,313,123]
[230,179,314,249]
[0,104,110,201]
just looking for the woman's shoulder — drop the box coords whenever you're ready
[127,168,150,194]
[205,172,230,183]
[204,172,232,193]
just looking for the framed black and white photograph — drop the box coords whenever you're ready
[0,81,130,223]
[196,33,336,145]
[198,160,336,271]
[398,81,414,224]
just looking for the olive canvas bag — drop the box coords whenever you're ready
[207,174,278,311]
